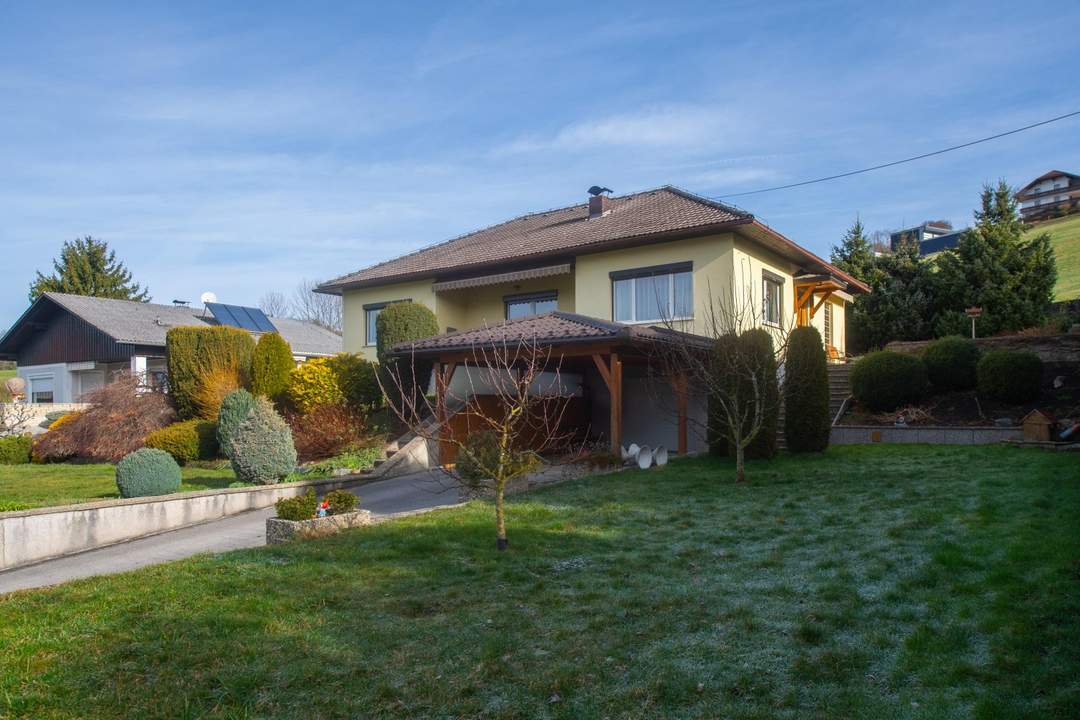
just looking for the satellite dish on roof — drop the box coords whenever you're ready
[200,291,218,305]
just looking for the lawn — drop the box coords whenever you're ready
[1027,213,1080,301]
[1,445,1077,718]
[0,367,13,402]
[0,462,236,510]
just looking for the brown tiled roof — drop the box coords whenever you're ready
[392,311,709,356]
[320,186,751,292]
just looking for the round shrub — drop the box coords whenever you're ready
[229,397,297,485]
[327,353,383,412]
[375,301,439,366]
[850,351,928,412]
[287,358,344,413]
[115,448,182,498]
[324,489,359,515]
[0,435,31,465]
[275,489,317,521]
[923,336,980,391]
[456,430,536,484]
[784,326,831,452]
[144,419,219,464]
[217,388,257,459]
[251,332,294,400]
[977,350,1043,404]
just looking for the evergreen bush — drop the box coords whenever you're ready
[115,448,182,498]
[923,336,980,392]
[217,389,257,459]
[977,350,1043,404]
[324,489,359,515]
[784,326,832,452]
[229,397,297,485]
[850,351,928,412]
[740,329,779,459]
[375,302,439,413]
[144,420,218,464]
[166,326,255,419]
[251,332,294,400]
[0,435,31,465]
[327,353,383,412]
[275,489,317,521]
[286,358,344,413]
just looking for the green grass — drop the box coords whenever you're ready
[1,445,1078,718]
[0,462,236,509]
[1027,213,1080,300]
[0,368,14,402]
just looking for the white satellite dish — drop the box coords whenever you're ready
[200,291,218,305]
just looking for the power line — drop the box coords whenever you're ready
[711,109,1080,199]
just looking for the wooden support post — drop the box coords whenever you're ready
[609,353,622,455]
[810,290,834,318]
[672,374,688,456]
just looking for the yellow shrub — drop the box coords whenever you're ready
[48,412,81,431]
[193,365,243,420]
[286,358,343,413]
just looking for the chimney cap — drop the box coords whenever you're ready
[587,185,612,197]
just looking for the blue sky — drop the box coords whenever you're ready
[2,1,1078,326]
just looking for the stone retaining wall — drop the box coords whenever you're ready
[0,475,365,571]
[830,425,1023,445]
[885,333,1080,363]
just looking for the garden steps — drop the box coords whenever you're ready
[827,363,853,422]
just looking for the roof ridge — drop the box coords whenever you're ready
[319,185,735,290]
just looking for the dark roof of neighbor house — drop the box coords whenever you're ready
[391,311,710,357]
[918,230,965,256]
[0,293,342,359]
[1017,170,1080,196]
[320,186,869,294]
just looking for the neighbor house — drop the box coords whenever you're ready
[1016,170,1080,222]
[317,186,868,454]
[0,293,342,404]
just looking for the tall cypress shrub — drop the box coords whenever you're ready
[784,326,831,453]
[166,326,255,419]
[740,329,779,459]
[251,332,294,400]
[376,302,439,410]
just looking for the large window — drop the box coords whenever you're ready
[30,376,54,404]
[611,263,693,323]
[762,272,783,326]
[363,299,410,346]
[505,291,557,320]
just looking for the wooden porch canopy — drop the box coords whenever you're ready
[793,273,849,327]
[390,311,710,456]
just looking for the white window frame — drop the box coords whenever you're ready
[762,273,783,327]
[611,263,693,324]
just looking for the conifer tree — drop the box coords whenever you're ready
[30,236,149,302]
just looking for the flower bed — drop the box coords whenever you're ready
[266,509,374,545]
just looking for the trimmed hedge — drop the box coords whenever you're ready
[784,326,831,453]
[144,420,219,464]
[327,353,382,412]
[287,358,344,413]
[229,397,297,485]
[115,448,182,498]
[217,388,257,460]
[977,350,1043,404]
[923,336,980,392]
[251,332,294,400]
[375,302,439,366]
[165,325,255,419]
[275,489,317,521]
[0,435,32,465]
[850,351,928,412]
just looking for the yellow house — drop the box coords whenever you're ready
[317,186,868,454]
[320,186,865,359]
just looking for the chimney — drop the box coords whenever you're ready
[588,194,611,218]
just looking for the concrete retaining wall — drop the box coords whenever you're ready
[0,475,363,571]
[831,425,1023,445]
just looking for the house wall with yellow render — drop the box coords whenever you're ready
[341,279,441,360]
[437,273,576,331]
[573,233,736,335]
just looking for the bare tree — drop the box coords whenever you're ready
[377,335,577,550]
[652,270,793,483]
[0,402,34,438]
[293,278,342,333]
[258,291,291,318]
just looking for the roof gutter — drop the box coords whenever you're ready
[317,218,754,295]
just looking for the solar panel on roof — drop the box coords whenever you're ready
[205,303,277,333]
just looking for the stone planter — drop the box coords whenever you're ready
[266,509,375,545]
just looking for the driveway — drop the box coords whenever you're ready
[0,470,461,595]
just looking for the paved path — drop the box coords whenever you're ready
[0,471,460,595]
